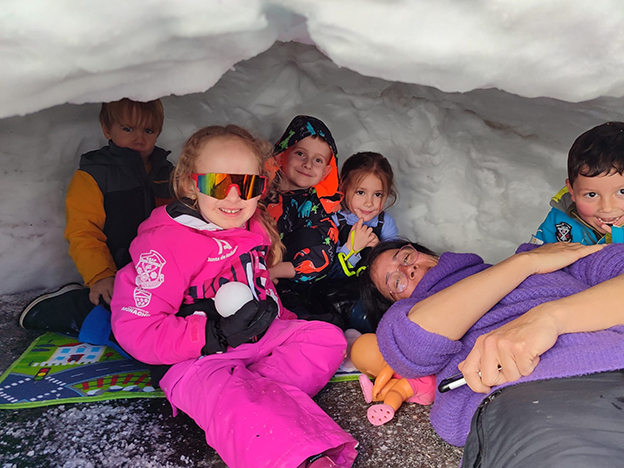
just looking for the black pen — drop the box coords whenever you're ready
[437,372,466,393]
[437,365,502,393]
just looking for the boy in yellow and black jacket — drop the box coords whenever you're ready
[20,98,174,339]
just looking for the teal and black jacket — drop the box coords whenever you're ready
[532,186,624,245]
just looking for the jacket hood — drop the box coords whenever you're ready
[269,115,340,202]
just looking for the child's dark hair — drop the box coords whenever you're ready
[172,125,284,267]
[340,152,397,211]
[568,121,624,186]
[359,239,437,330]
[99,98,165,135]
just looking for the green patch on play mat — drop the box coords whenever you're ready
[0,332,164,409]
[329,369,361,383]
[0,332,358,409]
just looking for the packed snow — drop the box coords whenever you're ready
[2,2,624,294]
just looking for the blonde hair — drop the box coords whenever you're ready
[172,125,284,266]
[99,98,164,134]
[340,151,397,212]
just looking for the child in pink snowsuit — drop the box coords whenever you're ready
[110,125,358,468]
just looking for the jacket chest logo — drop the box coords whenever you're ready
[206,239,238,263]
[135,250,166,289]
[555,222,572,242]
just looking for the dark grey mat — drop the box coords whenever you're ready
[0,291,463,467]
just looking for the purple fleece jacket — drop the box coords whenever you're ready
[376,243,624,446]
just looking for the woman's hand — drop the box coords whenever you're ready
[521,242,605,275]
[348,219,379,253]
[458,302,560,393]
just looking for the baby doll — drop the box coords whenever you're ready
[350,333,436,426]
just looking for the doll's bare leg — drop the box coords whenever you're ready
[373,378,401,401]
[367,379,414,426]
[383,378,414,409]
[371,364,396,399]
[359,374,400,403]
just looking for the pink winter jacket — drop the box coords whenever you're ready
[111,202,296,365]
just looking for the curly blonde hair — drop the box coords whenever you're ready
[172,125,284,266]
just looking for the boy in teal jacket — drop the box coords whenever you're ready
[532,122,624,245]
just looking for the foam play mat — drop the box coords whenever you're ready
[0,332,164,409]
[0,332,360,409]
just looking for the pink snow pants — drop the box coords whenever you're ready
[159,319,358,468]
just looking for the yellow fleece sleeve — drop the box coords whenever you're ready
[65,170,116,287]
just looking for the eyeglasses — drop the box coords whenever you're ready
[191,173,267,200]
[386,245,419,295]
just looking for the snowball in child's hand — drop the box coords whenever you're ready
[214,282,254,317]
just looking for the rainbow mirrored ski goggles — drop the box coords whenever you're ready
[191,173,267,200]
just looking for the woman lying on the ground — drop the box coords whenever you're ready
[360,239,624,468]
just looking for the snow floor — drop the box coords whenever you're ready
[0,290,462,468]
